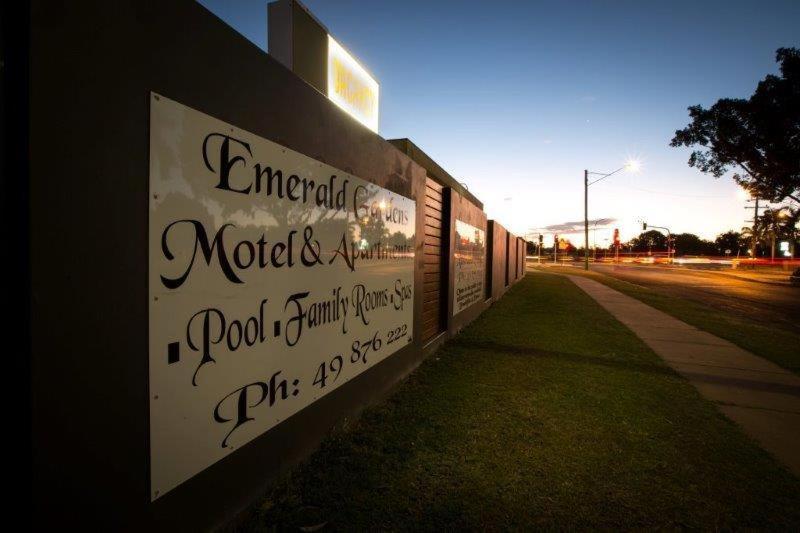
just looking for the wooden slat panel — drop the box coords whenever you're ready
[423,271,440,283]
[422,303,439,317]
[422,315,439,330]
[422,321,440,333]
[425,190,442,203]
[422,178,445,343]
[425,178,443,192]
[424,209,442,222]
[421,307,438,320]
[422,287,438,296]
[426,182,443,195]
[424,261,441,273]
[424,226,442,238]
[424,217,442,230]
[422,327,439,341]
[426,187,442,199]
[425,190,442,208]
[425,196,443,211]
[423,290,440,302]
[424,234,442,246]
[422,307,439,322]
[423,280,441,291]
[422,272,442,292]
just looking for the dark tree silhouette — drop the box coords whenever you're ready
[670,48,800,203]
[628,230,668,252]
[672,233,716,256]
[714,230,746,256]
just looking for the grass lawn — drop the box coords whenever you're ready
[546,266,800,375]
[234,273,800,530]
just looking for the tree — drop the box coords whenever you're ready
[672,233,716,256]
[759,207,800,259]
[760,208,784,261]
[628,230,668,253]
[740,224,764,257]
[670,48,800,203]
[714,230,746,256]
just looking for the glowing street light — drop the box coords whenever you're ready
[583,159,641,271]
[624,158,641,173]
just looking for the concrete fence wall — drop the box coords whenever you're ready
[27,1,527,529]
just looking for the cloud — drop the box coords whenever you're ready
[543,218,617,233]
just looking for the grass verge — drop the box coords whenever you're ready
[234,273,800,530]
[545,266,800,374]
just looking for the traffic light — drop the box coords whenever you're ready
[642,222,647,230]
[539,234,543,245]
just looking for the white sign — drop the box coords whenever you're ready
[149,94,414,499]
[327,35,379,132]
[453,220,486,315]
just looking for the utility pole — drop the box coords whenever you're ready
[584,169,589,271]
[745,197,760,258]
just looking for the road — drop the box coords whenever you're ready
[589,264,800,332]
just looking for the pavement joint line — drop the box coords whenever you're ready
[562,273,800,477]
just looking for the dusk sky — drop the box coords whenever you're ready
[199,0,799,244]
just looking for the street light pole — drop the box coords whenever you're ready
[583,161,639,271]
[584,169,589,271]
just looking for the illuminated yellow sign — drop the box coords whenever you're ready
[327,35,379,132]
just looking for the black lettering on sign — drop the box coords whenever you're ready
[161,221,336,288]
[203,133,253,195]
[185,299,268,385]
[161,220,242,288]
[213,371,300,448]
[284,292,310,347]
[213,381,267,448]
[202,132,354,211]
[351,284,389,326]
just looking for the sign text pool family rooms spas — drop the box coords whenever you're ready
[453,220,486,315]
[148,94,415,499]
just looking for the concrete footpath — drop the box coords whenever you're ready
[567,275,800,476]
